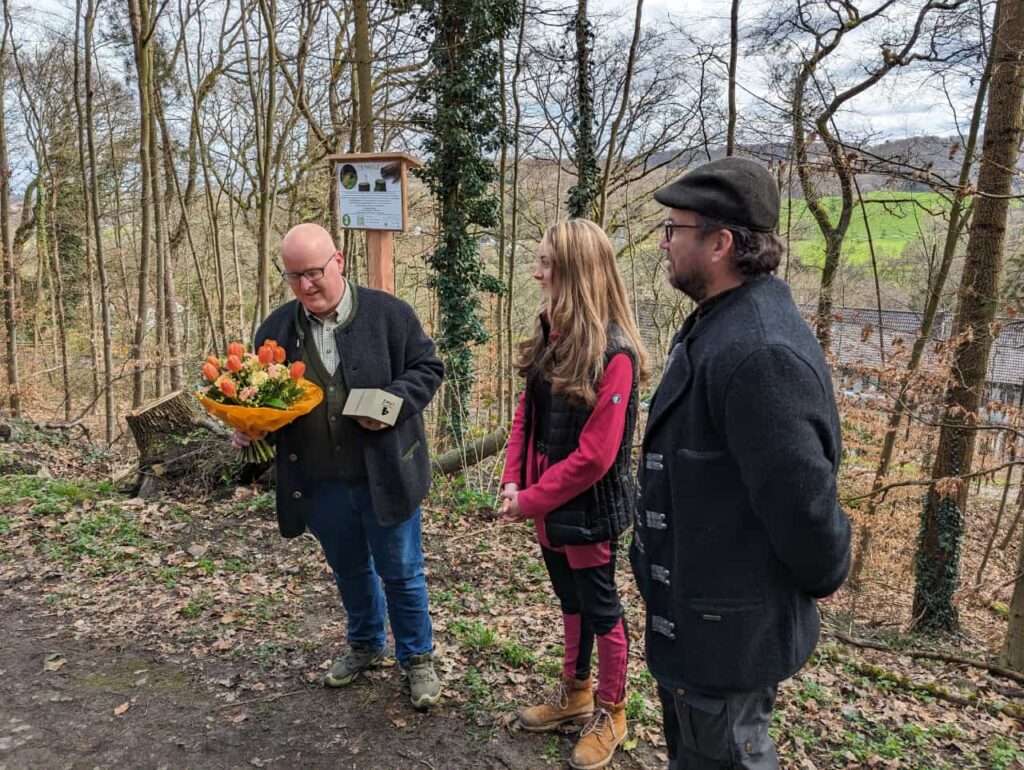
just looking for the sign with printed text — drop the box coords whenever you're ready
[337,160,404,231]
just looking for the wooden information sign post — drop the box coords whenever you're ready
[328,152,421,295]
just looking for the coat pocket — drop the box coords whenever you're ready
[667,447,735,500]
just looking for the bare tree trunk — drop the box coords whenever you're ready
[596,0,642,227]
[152,86,167,397]
[154,96,182,390]
[73,0,100,411]
[726,0,739,156]
[129,0,156,407]
[354,0,373,153]
[32,183,46,360]
[197,127,228,349]
[1003,517,1024,670]
[83,0,115,442]
[913,0,1024,635]
[227,183,245,342]
[247,0,276,321]
[506,0,527,420]
[0,0,19,416]
[46,185,72,421]
[851,31,994,587]
[101,85,133,325]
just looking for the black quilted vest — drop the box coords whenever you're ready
[519,324,639,546]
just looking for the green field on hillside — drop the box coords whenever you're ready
[784,191,952,268]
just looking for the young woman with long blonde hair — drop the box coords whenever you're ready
[500,218,648,770]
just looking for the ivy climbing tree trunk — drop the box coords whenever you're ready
[413,0,518,442]
[566,0,597,220]
[912,0,1024,635]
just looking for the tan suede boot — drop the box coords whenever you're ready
[517,677,594,732]
[569,698,627,770]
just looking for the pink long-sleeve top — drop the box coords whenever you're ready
[502,353,634,569]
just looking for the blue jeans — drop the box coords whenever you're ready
[303,479,433,666]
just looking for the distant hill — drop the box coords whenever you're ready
[648,135,1022,195]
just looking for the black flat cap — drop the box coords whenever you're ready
[654,157,779,232]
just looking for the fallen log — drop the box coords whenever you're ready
[431,427,509,476]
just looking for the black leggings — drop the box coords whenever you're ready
[541,545,625,680]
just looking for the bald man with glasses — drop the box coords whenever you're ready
[236,223,444,708]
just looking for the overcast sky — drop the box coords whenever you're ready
[591,0,977,140]
[6,0,979,196]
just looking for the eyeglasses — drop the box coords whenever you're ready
[278,252,340,283]
[663,222,703,242]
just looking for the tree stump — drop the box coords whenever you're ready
[125,390,240,498]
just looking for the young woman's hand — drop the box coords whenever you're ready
[499,484,527,522]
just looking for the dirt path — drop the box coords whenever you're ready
[0,593,590,770]
[2,466,1021,769]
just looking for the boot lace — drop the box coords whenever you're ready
[547,681,571,710]
[580,706,615,739]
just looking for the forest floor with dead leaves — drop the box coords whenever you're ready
[1,416,1023,770]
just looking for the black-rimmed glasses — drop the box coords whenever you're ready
[278,252,339,283]
[663,222,702,243]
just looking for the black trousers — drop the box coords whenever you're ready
[541,546,624,680]
[658,684,779,770]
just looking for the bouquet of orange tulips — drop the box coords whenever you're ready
[196,340,323,463]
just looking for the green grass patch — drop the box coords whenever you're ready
[0,475,115,515]
[461,666,495,724]
[784,191,953,270]
[498,640,537,668]
[536,656,563,679]
[542,735,562,763]
[158,566,183,588]
[795,679,833,705]
[0,515,10,535]
[247,594,284,621]
[825,709,977,766]
[987,735,1024,770]
[451,619,499,651]
[38,506,151,575]
[180,592,213,619]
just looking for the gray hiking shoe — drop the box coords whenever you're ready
[403,652,441,709]
[324,644,386,687]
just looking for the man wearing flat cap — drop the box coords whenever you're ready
[630,157,851,769]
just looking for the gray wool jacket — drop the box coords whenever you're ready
[255,285,444,537]
[631,275,851,693]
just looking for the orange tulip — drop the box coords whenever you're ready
[226,354,243,372]
[227,341,245,358]
[258,346,274,365]
[289,361,306,380]
[205,355,220,368]
[274,346,286,363]
[219,378,237,397]
[202,362,219,381]
[265,339,278,349]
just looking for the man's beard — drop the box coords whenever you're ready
[668,266,707,303]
